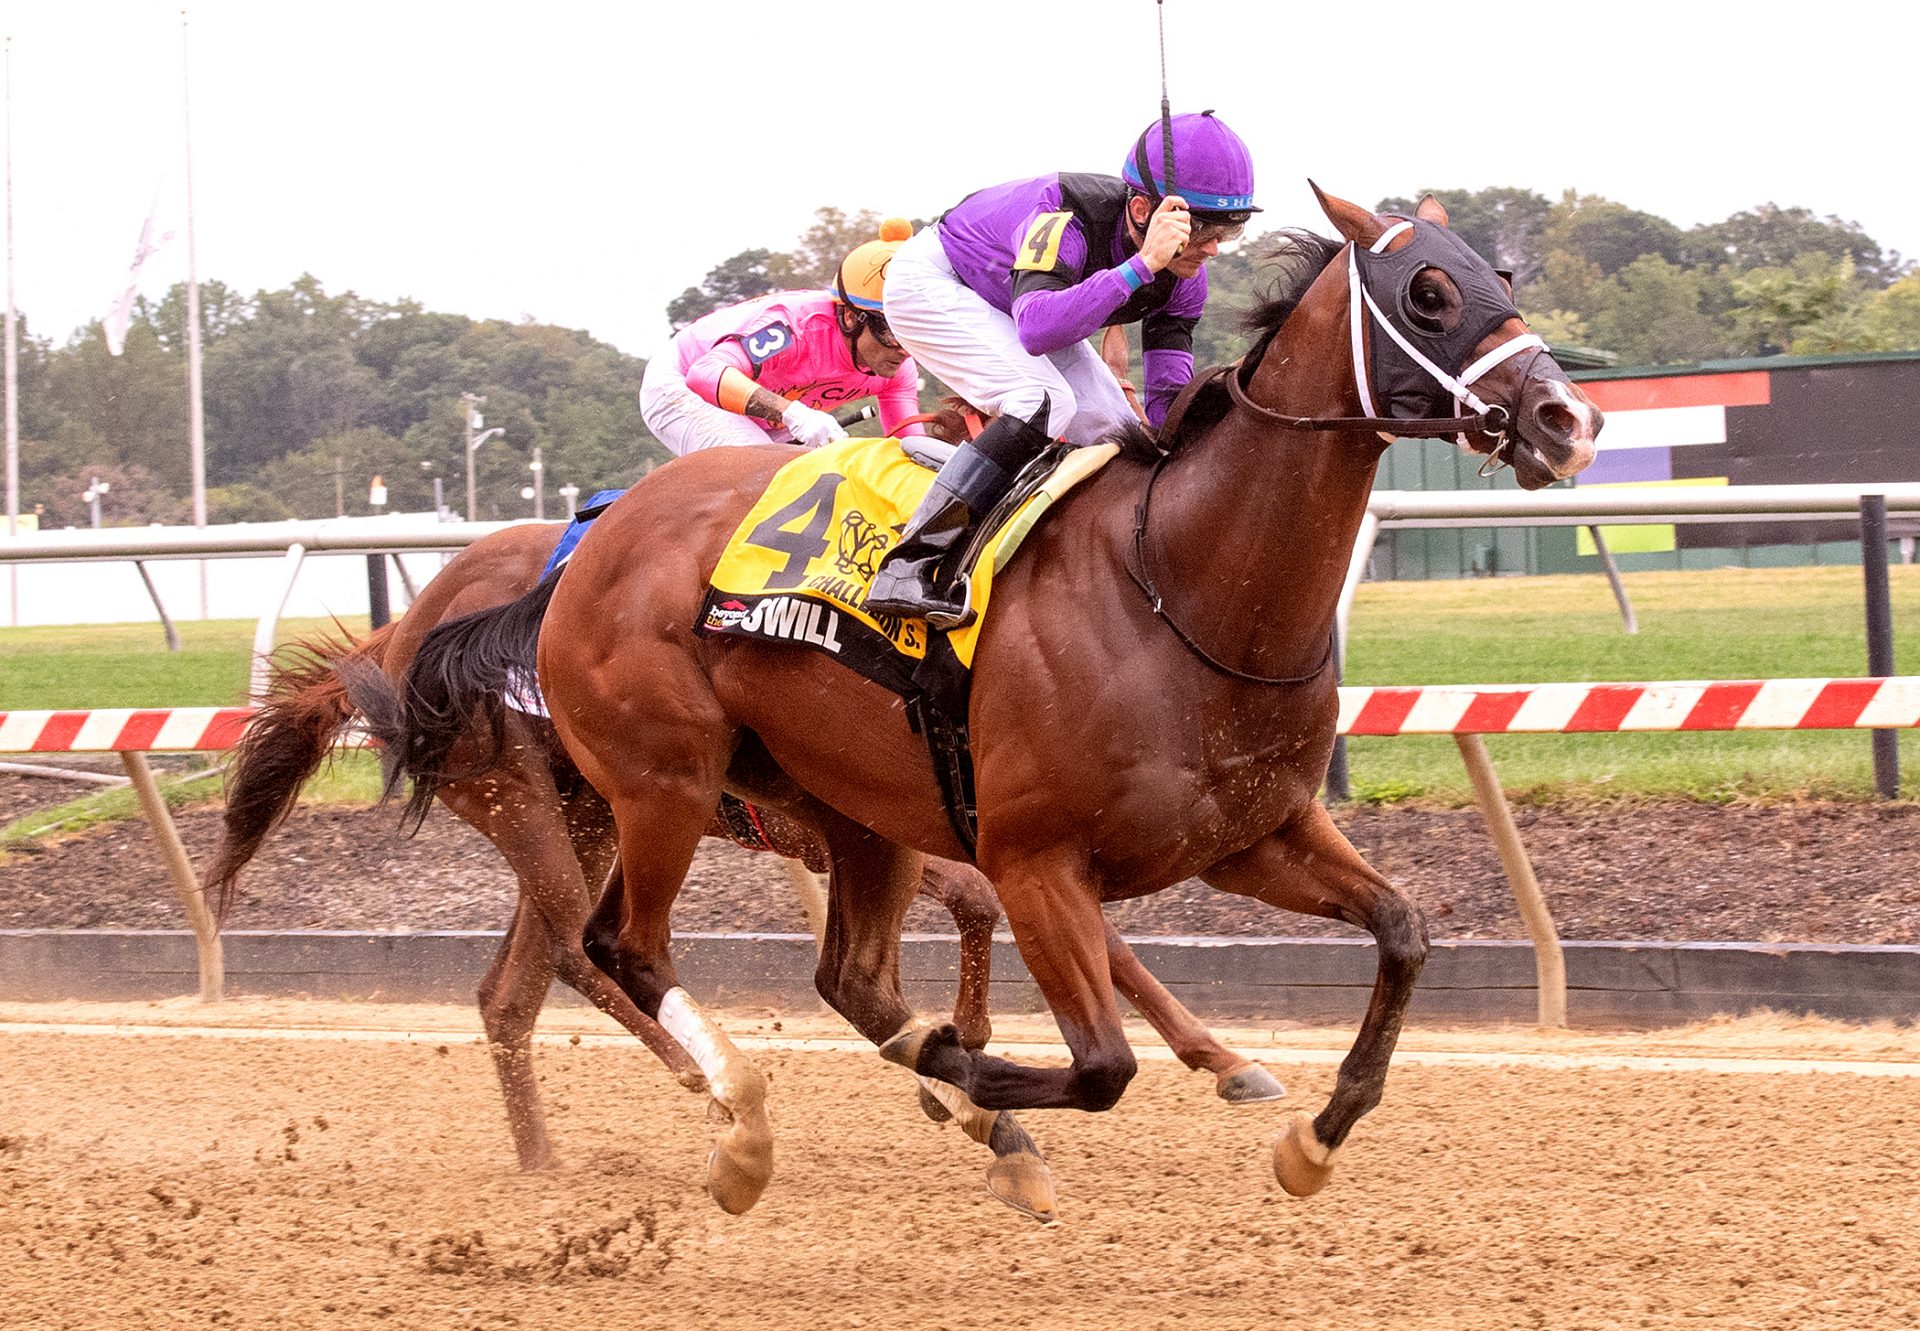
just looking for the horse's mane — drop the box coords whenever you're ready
[1104,229,1346,463]
[1241,229,1347,338]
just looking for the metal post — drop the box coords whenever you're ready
[366,553,390,629]
[1586,525,1639,634]
[133,560,182,651]
[389,552,419,603]
[1324,622,1350,802]
[530,444,545,520]
[181,15,208,620]
[1455,733,1565,1027]
[120,750,223,1002]
[249,543,306,701]
[463,392,480,522]
[1860,496,1900,798]
[1336,510,1381,670]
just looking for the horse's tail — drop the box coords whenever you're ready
[201,623,399,923]
[344,570,562,830]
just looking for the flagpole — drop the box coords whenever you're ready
[5,35,20,627]
[181,11,208,617]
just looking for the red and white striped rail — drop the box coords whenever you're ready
[1338,677,1920,736]
[0,707,263,753]
[3,678,1917,754]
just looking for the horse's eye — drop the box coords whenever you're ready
[1406,270,1456,333]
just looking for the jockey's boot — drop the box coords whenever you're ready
[863,402,1054,630]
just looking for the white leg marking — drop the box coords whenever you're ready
[658,986,760,1109]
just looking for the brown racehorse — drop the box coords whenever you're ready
[378,189,1602,1215]
[218,520,1280,1214]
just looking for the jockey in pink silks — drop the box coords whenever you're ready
[640,219,928,456]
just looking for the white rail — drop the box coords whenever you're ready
[0,516,536,563]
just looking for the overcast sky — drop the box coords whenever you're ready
[6,1,1915,361]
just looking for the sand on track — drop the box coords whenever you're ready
[3,1002,1916,1331]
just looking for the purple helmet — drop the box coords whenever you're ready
[1122,110,1259,221]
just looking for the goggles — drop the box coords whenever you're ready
[1187,213,1248,246]
[861,311,901,351]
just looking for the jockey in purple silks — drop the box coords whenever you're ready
[863,111,1259,629]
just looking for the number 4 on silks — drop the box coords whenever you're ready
[745,473,844,588]
[1013,211,1071,272]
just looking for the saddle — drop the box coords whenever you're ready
[700,435,1118,853]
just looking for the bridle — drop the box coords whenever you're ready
[1128,219,1548,685]
[1224,221,1545,466]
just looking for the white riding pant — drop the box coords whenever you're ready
[640,358,790,456]
[883,225,1132,447]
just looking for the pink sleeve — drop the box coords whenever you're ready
[876,360,926,437]
[683,339,756,406]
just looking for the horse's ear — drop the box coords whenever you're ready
[1416,193,1450,228]
[1310,181,1388,248]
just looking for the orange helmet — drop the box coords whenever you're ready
[835,217,914,312]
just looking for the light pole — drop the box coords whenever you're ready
[462,392,504,522]
[529,445,544,519]
[420,459,446,520]
[82,476,110,528]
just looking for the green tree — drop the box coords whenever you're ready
[40,320,192,490]
[1690,204,1905,287]
[1541,192,1687,277]
[257,427,419,518]
[1520,251,1604,326]
[667,249,780,329]
[1862,273,1920,350]
[30,461,189,529]
[1728,253,1870,356]
[1586,255,1727,365]
[144,279,250,352]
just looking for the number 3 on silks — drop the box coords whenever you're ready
[740,322,793,366]
[746,472,843,588]
[1013,211,1071,272]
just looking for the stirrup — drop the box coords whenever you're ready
[923,575,976,631]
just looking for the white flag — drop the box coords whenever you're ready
[102,193,175,357]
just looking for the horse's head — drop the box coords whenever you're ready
[1312,185,1601,490]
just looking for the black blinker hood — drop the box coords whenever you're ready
[1354,218,1522,421]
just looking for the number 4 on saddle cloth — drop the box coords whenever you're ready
[700,435,1117,703]
[701,435,1117,851]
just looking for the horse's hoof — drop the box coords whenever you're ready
[705,1109,773,1215]
[1272,1110,1338,1198]
[1215,1062,1287,1104]
[984,1151,1058,1226]
[677,1067,711,1095]
[917,1084,954,1123]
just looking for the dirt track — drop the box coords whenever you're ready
[3,1002,1916,1331]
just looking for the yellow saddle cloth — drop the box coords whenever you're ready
[700,436,1114,687]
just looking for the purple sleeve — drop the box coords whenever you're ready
[1007,213,1157,354]
[1143,348,1193,429]
[1140,268,1207,427]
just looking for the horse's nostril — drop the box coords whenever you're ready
[1532,400,1578,441]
